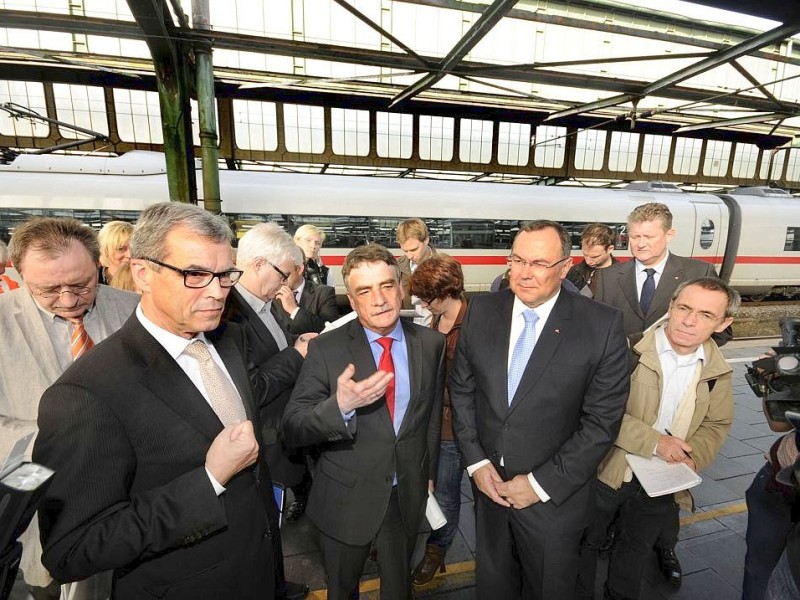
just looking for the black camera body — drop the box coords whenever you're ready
[746,317,800,423]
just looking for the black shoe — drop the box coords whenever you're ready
[283,580,310,600]
[284,500,306,522]
[657,547,682,587]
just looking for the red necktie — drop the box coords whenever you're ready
[69,316,94,360]
[377,337,395,421]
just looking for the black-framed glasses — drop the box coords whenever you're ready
[143,257,243,288]
[507,255,571,271]
[267,261,290,283]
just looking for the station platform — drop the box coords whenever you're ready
[7,338,784,600]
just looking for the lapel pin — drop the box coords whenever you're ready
[554,329,560,334]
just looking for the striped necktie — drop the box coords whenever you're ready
[69,316,94,360]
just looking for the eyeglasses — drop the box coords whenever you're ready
[507,255,571,271]
[143,257,243,288]
[32,285,95,299]
[670,303,724,324]
[266,261,290,283]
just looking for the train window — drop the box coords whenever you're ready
[0,80,48,137]
[732,143,759,179]
[641,134,670,174]
[376,112,412,159]
[533,125,566,169]
[232,100,279,152]
[702,140,731,177]
[283,104,325,154]
[673,138,702,175]
[786,149,800,183]
[785,228,800,252]
[574,130,606,171]
[459,119,492,164]
[700,219,715,250]
[608,132,639,172]
[497,122,531,167]
[53,84,109,139]
[419,116,454,161]
[332,108,369,157]
[114,89,163,143]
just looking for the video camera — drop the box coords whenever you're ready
[746,317,800,423]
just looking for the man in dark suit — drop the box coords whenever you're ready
[592,201,727,585]
[449,220,630,600]
[283,244,446,600]
[272,244,339,334]
[227,223,317,537]
[33,203,282,600]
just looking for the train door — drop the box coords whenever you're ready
[690,202,726,269]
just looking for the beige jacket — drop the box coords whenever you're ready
[597,327,733,510]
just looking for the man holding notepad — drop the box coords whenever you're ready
[578,276,739,600]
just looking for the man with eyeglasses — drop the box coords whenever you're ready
[0,217,138,600]
[592,202,730,586]
[33,203,285,600]
[578,277,738,600]
[449,220,630,599]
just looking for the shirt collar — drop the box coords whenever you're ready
[635,251,670,276]
[294,279,306,297]
[136,303,209,360]
[655,323,705,365]
[512,288,560,323]
[236,283,269,313]
[363,319,405,344]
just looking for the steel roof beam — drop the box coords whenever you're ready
[389,0,518,107]
[730,59,786,110]
[675,112,792,133]
[642,20,800,96]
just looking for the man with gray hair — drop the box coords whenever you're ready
[0,218,138,600]
[33,203,282,599]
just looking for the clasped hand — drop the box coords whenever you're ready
[473,463,540,509]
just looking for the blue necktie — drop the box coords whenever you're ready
[640,268,656,314]
[508,309,539,404]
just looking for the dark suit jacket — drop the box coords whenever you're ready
[282,319,446,546]
[272,280,339,334]
[592,253,728,345]
[220,288,306,485]
[33,315,279,600]
[449,289,629,520]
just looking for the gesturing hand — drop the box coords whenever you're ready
[336,363,394,414]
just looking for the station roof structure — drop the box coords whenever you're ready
[3,0,800,189]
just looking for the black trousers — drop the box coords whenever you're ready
[319,488,414,600]
[475,488,586,600]
[578,479,675,600]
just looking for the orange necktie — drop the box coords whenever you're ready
[69,316,94,360]
[377,337,395,421]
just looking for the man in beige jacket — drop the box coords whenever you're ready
[578,276,739,600]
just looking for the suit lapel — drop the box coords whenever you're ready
[507,292,571,416]
[618,261,643,319]
[650,255,681,319]
[233,289,282,354]
[13,292,62,384]
[126,318,224,441]
[396,322,422,438]
[490,292,515,416]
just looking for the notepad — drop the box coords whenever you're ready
[625,454,702,497]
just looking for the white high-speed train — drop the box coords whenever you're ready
[1,150,799,298]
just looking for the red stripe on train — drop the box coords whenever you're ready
[323,254,800,266]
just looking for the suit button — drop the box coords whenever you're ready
[503,425,509,431]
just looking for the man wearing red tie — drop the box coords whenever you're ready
[0,217,138,599]
[283,244,446,600]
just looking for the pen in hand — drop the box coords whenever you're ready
[665,429,694,463]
